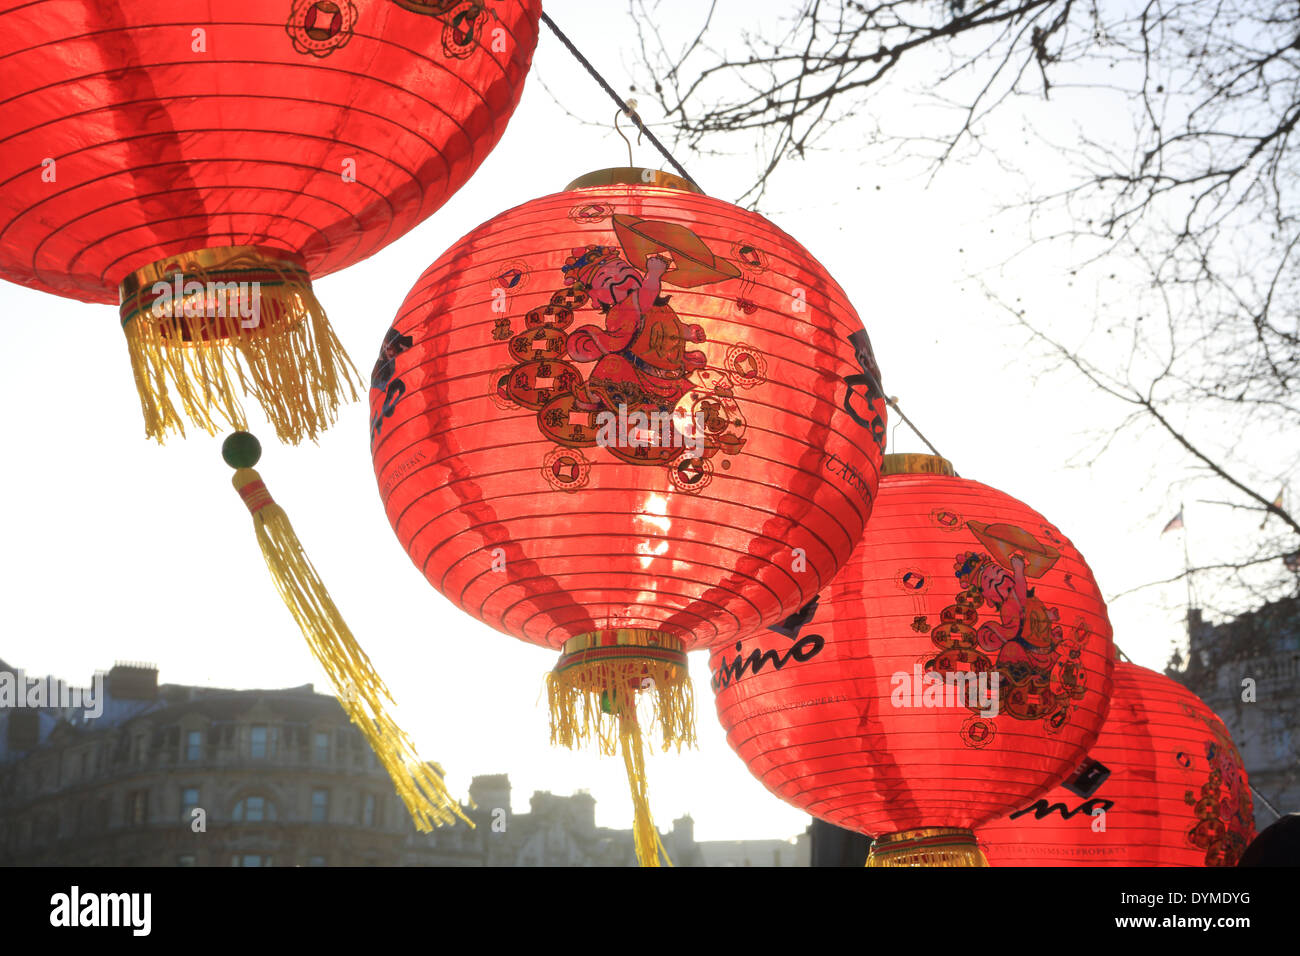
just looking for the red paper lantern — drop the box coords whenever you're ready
[977,661,1255,866]
[371,166,888,862]
[0,0,539,441]
[710,453,1115,866]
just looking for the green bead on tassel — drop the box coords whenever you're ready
[222,430,262,469]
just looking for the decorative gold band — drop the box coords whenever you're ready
[118,245,310,327]
[555,629,687,675]
[560,629,686,655]
[881,453,956,477]
[871,826,978,853]
[564,167,702,194]
[120,244,306,299]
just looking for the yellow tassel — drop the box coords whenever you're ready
[865,827,989,867]
[619,716,672,868]
[226,448,468,832]
[546,630,695,867]
[119,245,361,445]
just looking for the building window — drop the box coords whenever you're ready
[250,725,268,758]
[362,793,375,827]
[177,855,196,867]
[186,730,202,761]
[245,796,265,823]
[127,789,148,826]
[232,795,276,823]
[313,731,330,764]
[311,789,329,823]
[232,854,270,867]
[181,787,200,821]
[307,856,326,867]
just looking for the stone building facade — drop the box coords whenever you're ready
[0,661,804,866]
[0,661,485,866]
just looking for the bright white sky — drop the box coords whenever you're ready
[1,0,1291,842]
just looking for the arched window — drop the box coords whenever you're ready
[232,795,277,823]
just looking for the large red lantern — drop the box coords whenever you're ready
[977,661,1255,866]
[710,453,1116,866]
[0,0,539,442]
[370,166,888,863]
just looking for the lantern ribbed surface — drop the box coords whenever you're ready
[977,661,1255,866]
[370,174,887,652]
[710,458,1116,845]
[0,0,540,303]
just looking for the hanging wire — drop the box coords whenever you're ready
[1249,785,1285,821]
[857,363,955,469]
[541,11,701,190]
[881,394,951,468]
[542,10,952,465]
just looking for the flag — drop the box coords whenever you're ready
[1161,509,1184,535]
[1260,488,1284,530]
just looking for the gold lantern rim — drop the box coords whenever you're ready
[564,167,703,194]
[882,453,956,477]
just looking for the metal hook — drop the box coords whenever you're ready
[613,108,634,166]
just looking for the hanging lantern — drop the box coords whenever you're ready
[0,0,540,442]
[977,661,1255,866]
[710,453,1115,866]
[370,166,889,864]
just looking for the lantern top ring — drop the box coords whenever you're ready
[564,167,703,194]
[881,453,956,477]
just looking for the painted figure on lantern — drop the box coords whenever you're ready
[563,245,706,413]
[930,521,1089,736]
[491,211,768,490]
[1184,704,1255,866]
[955,548,1062,684]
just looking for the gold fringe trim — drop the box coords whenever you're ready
[865,827,989,867]
[547,638,696,867]
[547,658,696,756]
[119,245,361,445]
[232,466,469,832]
